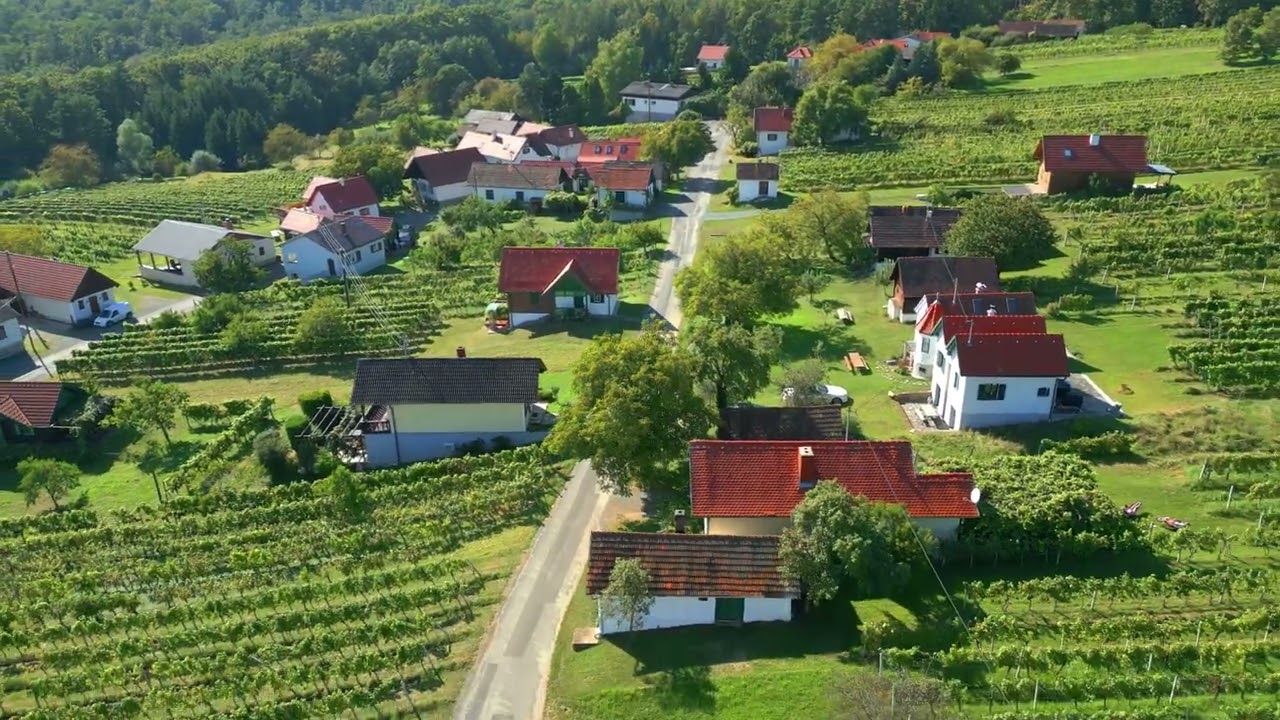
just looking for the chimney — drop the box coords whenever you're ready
[798,446,817,489]
[674,509,688,533]
[1089,133,1101,147]
[456,346,466,358]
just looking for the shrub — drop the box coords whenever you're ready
[722,187,740,206]
[681,90,728,118]
[982,108,1019,127]
[253,427,295,484]
[298,390,334,419]
[282,413,309,441]
[148,309,185,330]
[543,191,587,215]
[1041,431,1136,460]
[675,109,703,122]
[1058,293,1094,311]
[738,141,759,158]
[456,438,488,456]
[222,399,253,416]
[538,386,560,403]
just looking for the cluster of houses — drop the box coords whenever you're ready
[403,110,661,214]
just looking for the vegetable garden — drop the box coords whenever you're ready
[0,447,563,718]
[779,68,1280,189]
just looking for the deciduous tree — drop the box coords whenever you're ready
[994,53,1022,77]
[116,119,154,176]
[108,378,190,446]
[681,318,782,409]
[585,30,643,102]
[779,358,828,406]
[600,557,654,634]
[641,120,713,177]
[329,143,404,199]
[792,82,871,147]
[293,296,353,354]
[188,149,222,174]
[193,238,265,293]
[545,325,715,494]
[937,37,993,88]
[676,228,801,322]
[17,458,81,511]
[39,144,101,188]
[784,190,872,267]
[1221,7,1262,63]
[945,195,1057,270]
[262,124,311,164]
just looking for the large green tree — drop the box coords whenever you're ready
[945,195,1057,270]
[676,227,801,322]
[641,120,713,178]
[1222,7,1263,63]
[39,144,101,188]
[329,143,404,199]
[783,190,872,267]
[585,30,644,102]
[791,82,871,147]
[192,238,265,293]
[116,119,154,176]
[17,458,81,511]
[107,378,190,446]
[545,325,715,494]
[779,481,932,604]
[681,318,782,409]
[262,123,311,164]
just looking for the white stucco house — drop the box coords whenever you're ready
[587,531,798,634]
[0,299,23,358]
[0,253,119,326]
[404,148,485,206]
[302,176,381,218]
[468,162,572,205]
[619,81,697,122]
[456,131,547,163]
[131,220,274,289]
[697,44,730,70]
[349,356,548,467]
[753,107,793,156]
[590,163,658,211]
[736,162,779,203]
[498,246,620,327]
[280,216,388,282]
[909,292,1040,377]
[930,332,1069,430]
[690,440,979,542]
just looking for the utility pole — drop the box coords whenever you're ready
[4,252,24,310]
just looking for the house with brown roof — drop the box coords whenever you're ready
[518,124,587,161]
[0,381,86,442]
[718,405,846,441]
[302,176,381,218]
[587,531,798,634]
[280,216,388,282]
[468,162,572,206]
[887,256,1000,323]
[753,107,793,156]
[697,44,730,70]
[349,356,547,466]
[785,45,812,70]
[498,247,620,327]
[736,161,779,203]
[866,206,962,261]
[590,163,658,211]
[0,253,119,326]
[930,332,1069,430]
[908,291,1039,376]
[404,148,485,206]
[0,299,21,358]
[689,440,979,540]
[1033,134,1149,195]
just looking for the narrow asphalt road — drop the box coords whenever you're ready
[15,295,203,382]
[453,121,733,720]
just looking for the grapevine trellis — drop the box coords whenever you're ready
[0,446,560,718]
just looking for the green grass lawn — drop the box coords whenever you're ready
[989,45,1233,91]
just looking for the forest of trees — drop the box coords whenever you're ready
[0,0,1273,183]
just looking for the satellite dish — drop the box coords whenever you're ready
[969,488,982,504]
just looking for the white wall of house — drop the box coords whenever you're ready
[701,59,723,70]
[931,352,1057,430]
[705,516,791,536]
[546,143,581,161]
[140,262,200,288]
[597,187,652,208]
[787,57,806,70]
[597,596,792,635]
[622,96,683,121]
[25,288,115,325]
[511,293,618,328]
[475,186,558,204]
[885,299,917,323]
[911,330,935,378]
[414,179,471,205]
[0,317,23,357]
[756,130,789,156]
[913,517,962,543]
[737,179,778,203]
[281,238,387,282]
[310,191,379,219]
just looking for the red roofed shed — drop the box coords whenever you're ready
[753,107,793,134]
[498,247,620,326]
[690,440,978,540]
[697,44,730,64]
[1034,134,1148,194]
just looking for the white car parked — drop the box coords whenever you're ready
[781,383,850,406]
[92,301,134,328]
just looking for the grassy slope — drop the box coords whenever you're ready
[547,33,1280,718]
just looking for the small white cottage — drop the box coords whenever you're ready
[736,162,779,203]
[587,531,798,635]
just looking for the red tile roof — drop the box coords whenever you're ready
[304,176,380,213]
[951,333,1069,377]
[579,138,643,164]
[0,254,117,303]
[498,247,620,295]
[753,107,793,133]
[698,44,730,62]
[689,440,979,519]
[404,148,486,186]
[925,313,1046,339]
[1035,135,1148,174]
[786,46,812,59]
[0,382,66,427]
[590,163,655,191]
[586,532,797,597]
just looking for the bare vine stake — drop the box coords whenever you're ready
[1147,652,1154,672]
[1032,680,1039,710]
[1195,621,1202,648]
[1169,676,1178,703]
[1226,485,1235,511]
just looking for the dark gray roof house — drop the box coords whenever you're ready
[718,405,846,441]
[619,81,697,100]
[350,357,546,406]
[293,216,385,254]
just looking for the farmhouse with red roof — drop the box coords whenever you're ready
[589,162,658,211]
[913,313,1046,378]
[302,176,380,218]
[0,253,119,326]
[689,440,979,540]
[785,45,812,69]
[498,247,620,327]
[908,291,1039,375]
[930,331,1069,430]
[753,107,793,156]
[696,44,730,69]
[1033,134,1151,195]
[0,381,88,442]
[587,531,798,634]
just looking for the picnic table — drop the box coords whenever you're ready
[836,308,853,325]
[844,352,869,373]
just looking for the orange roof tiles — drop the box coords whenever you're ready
[586,532,797,597]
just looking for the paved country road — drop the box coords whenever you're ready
[453,121,734,720]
